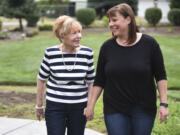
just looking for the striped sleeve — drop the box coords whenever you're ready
[37,49,50,80]
[86,50,95,83]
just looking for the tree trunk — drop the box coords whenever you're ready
[154,0,158,8]
[19,18,23,31]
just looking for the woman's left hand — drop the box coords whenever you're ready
[158,106,168,123]
[83,107,94,121]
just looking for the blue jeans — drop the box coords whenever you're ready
[45,100,87,135]
[104,106,155,135]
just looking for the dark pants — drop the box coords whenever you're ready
[104,106,156,135]
[45,100,87,135]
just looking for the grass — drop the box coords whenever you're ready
[153,35,180,89]
[0,31,111,85]
[0,31,180,134]
[0,32,180,89]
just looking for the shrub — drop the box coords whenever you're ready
[169,0,180,9]
[145,8,162,26]
[76,8,96,27]
[26,29,39,37]
[38,23,53,31]
[0,20,2,31]
[0,31,9,39]
[102,16,109,27]
[26,15,40,27]
[168,8,180,26]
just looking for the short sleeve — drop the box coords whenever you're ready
[86,50,95,83]
[37,49,50,80]
[151,39,167,82]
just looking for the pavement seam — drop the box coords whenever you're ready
[1,121,35,135]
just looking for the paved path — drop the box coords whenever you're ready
[0,117,105,135]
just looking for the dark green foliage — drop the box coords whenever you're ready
[26,15,40,27]
[170,0,180,9]
[168,8,180,26]
[76,8,96,27]
[0,20,2,31]
[145,8,162,26]
[0,0,39,30]
[37,0,71,18]
[88,0,138,17]
[37,0,69,5]
[24,0,40,27]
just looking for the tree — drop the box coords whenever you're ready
[154,0,158,8]
[88,0,138,18]
[169,0,180,9]
[0,0,39,31]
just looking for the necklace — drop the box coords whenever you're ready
[61,47,78,71]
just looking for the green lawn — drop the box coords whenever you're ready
[0,32,179,89]
[0,31,180,134]
[153,35,180,89]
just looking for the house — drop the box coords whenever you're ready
[138,0,170,22]
[70,0,170,22]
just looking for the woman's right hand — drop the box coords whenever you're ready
[84,106,94,121]
[36,108,44,121]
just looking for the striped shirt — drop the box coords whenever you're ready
[38,45,95,104]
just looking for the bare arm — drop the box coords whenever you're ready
[36,78,46,121]
[157,80,168,123]
[84,85,103,121]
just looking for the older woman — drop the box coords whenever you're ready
[36,15,95,135]
[85,3,168,135]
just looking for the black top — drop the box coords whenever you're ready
[94,34,167,115]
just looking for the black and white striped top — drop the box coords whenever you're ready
[38,45,95,104]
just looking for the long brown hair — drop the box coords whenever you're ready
[106,3,139,44]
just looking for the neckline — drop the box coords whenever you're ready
[57,45,82,54]
[114,33,143,48]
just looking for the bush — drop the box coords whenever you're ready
[168,8,180,26]
[102,16,109,27]
[76,8,96,27]
[38,23,53,31]
[0,31,9,39]
[26,15,40,27]
[0,20,2,31]
[145,8,162,26]
[170,0,180,9]
[26,29,39,37]
[88,0,138,16]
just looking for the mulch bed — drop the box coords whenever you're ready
[0,91,36,106]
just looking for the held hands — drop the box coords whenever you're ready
[84,106,94,121]
[158,106,168,123]
[35,105,44,121]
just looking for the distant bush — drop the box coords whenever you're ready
[76,8,96,27]
[0,31,9,39]
[26,29,39,37]
[135,16,148,27]
[0,20,2,31]
[168,8,180,26]
[145,8,162,26]
[26,15,40,27]
[38,23,53,31]
[102,16,109,27]
[169,0,180,9]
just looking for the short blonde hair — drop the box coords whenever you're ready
[53,15,82,39]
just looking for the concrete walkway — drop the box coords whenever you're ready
[0,117,105,135]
